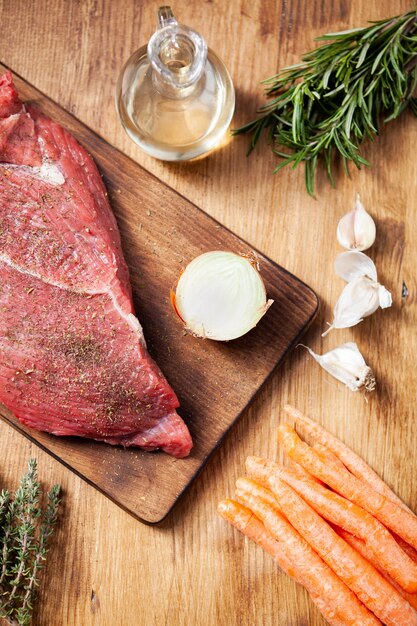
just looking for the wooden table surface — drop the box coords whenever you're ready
[0,1,415,624]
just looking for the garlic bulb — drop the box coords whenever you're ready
[337,194,376,251]
[304,342,376,391]
[323,275,392,335]
[171,251,273,341]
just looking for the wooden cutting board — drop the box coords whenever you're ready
[0,66,318,523]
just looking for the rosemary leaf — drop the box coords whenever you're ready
[234,9,417,195]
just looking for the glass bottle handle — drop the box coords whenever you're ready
[158,6,177,28]
[149,6,208,90]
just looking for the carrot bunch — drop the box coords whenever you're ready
[218,405,417,626]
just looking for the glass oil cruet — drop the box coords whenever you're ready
[116,6,235,161]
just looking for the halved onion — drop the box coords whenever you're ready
[171,251,273,341]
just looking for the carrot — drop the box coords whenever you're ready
[278,422,417,561]
[245,456,278,487]
[246,455,417,591]
[284,404,411,512]
[246,456,319,489]
[235,477,278,510]
[313,443,347,471]
[337,528,417,612]
[392,533,417,564]
[218,500,355,626]
[234,484,381,626]
[269,476,417,626]
[289,458,325,484]
[217,499,297,575]
[276,464,417,593]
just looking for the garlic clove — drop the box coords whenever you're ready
[323,275,392,336]
[336,194,376,251]
[304,342,376,391]
[336,208,356,250]
[332,276,380,328]
[334,250,378,283]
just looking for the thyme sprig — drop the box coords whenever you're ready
[234,9,417,195]
[0,460,61,626]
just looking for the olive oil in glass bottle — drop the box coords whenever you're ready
[116,6,235,161]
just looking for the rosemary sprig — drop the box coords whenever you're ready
[234,9,417,195]
[0,460,61,626]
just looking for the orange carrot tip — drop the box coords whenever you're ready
[235,477,279,510]
[245,456,276,485]
[245,457,321,498]
[218,499,252,530]
[218,499,293,568]
[278,422,298,448]
[217,499,280,556]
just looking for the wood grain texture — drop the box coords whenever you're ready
[0,68,318,523]
[0,0,415,624]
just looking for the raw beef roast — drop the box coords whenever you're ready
[0,72,192,457]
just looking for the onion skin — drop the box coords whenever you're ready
[170,289,184,323]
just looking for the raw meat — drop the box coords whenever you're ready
[0,71,192,458]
